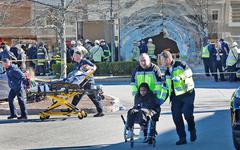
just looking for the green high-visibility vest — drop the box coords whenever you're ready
[201,45,210,58]
[131,71,168,102]
[147,43,155,56]
[166,66,194,96]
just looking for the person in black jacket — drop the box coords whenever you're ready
[127,83,161,141]
[2,58,27,120]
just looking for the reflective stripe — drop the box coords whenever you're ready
[201,46,210,58]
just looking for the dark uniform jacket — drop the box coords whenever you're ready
[6,64,26,91]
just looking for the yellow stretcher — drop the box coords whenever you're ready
[27,70,102,121]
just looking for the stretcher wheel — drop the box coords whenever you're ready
[40,113,50,121]
[81,111,87,118]
[78,113,83,120]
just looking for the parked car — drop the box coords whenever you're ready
[230,87,240,149]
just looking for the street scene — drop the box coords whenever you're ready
[0,0,240,150]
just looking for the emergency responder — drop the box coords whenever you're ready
[132,41,140,61]
[147,38,156,62]
[89,40,104,63]
[213,42,226,82]
[160,51,196,145]
[226,42,240,82]
[201,41,211,76]
[2,58,27,120]
[219,39,230,68]
[36,42,48,76]
[71,50,104,117]
[100,39,111,62]
[75,40,89,57]
[131,53,168,107]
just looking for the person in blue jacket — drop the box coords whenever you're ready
[2,58,27,120]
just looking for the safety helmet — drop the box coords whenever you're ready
[95,40,100,45]
[85,39,90,43]
[148,38,153,42]
[232,42,238,47]
[77,40,83,46]
[71,40,76,45]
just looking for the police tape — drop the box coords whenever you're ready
[0,58,62,63]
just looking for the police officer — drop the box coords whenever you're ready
[100,39,111,62]
[71,50,104,117]
[147,38,156,62]
[160,51,196,145]
[226,42,240,81]
[2,58,27,120]
[36,42,48,76]
[201,41,211,76]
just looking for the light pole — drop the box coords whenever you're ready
[110,0,115,62]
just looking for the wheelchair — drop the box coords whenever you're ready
[121,111,158,148]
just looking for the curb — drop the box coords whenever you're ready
[0,95,121,116]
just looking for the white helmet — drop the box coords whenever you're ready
[77,40,83,46]
[71,40,76,45]
[95,40,100,45]
[148,38,153,42]
[232,42,238,47]
[85,39,90,43]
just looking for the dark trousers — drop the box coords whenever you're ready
[171,90,196,139]
[71,84,103,113]
[8,89,27,117]
[228,65,237,81]
[202,58,211,76]
[222,55,227,68]
[213,60,225,81]
[36,65,45,75]
[127,108,159,129]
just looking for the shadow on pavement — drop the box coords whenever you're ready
[0,117,71,124]
[26,109,234,150]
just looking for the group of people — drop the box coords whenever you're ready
[1,50,196,146]
[1,46,105,120]
[0,41,50,76]
[67,39,112,64]
[132,38,157,62]
[128,52,196,145]
[202,39,240,82]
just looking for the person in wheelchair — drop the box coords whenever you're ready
[127,82,162,143]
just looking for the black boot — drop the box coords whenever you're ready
[7,115,18,120]
[176,137,187,145]
[190,130,197,142]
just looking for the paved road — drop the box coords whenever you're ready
[0,80,239,150]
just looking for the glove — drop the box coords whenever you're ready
[172,76,181,82]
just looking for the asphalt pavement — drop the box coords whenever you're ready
[0,79,239,150]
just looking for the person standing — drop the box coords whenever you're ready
[139,40,148,54]
[147,38,156,62]
[201,41,211,76]
[100,39,111,62]
[226,42,240,82]
[213,42,226,82]
[131,53,168,106]
[71,50,104,117]
[2,58,27,120]
[36,42,48,76]
[219,39,230,68]
[160,51,196,145]
[132,41,140,61]
[89,40,104,63]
